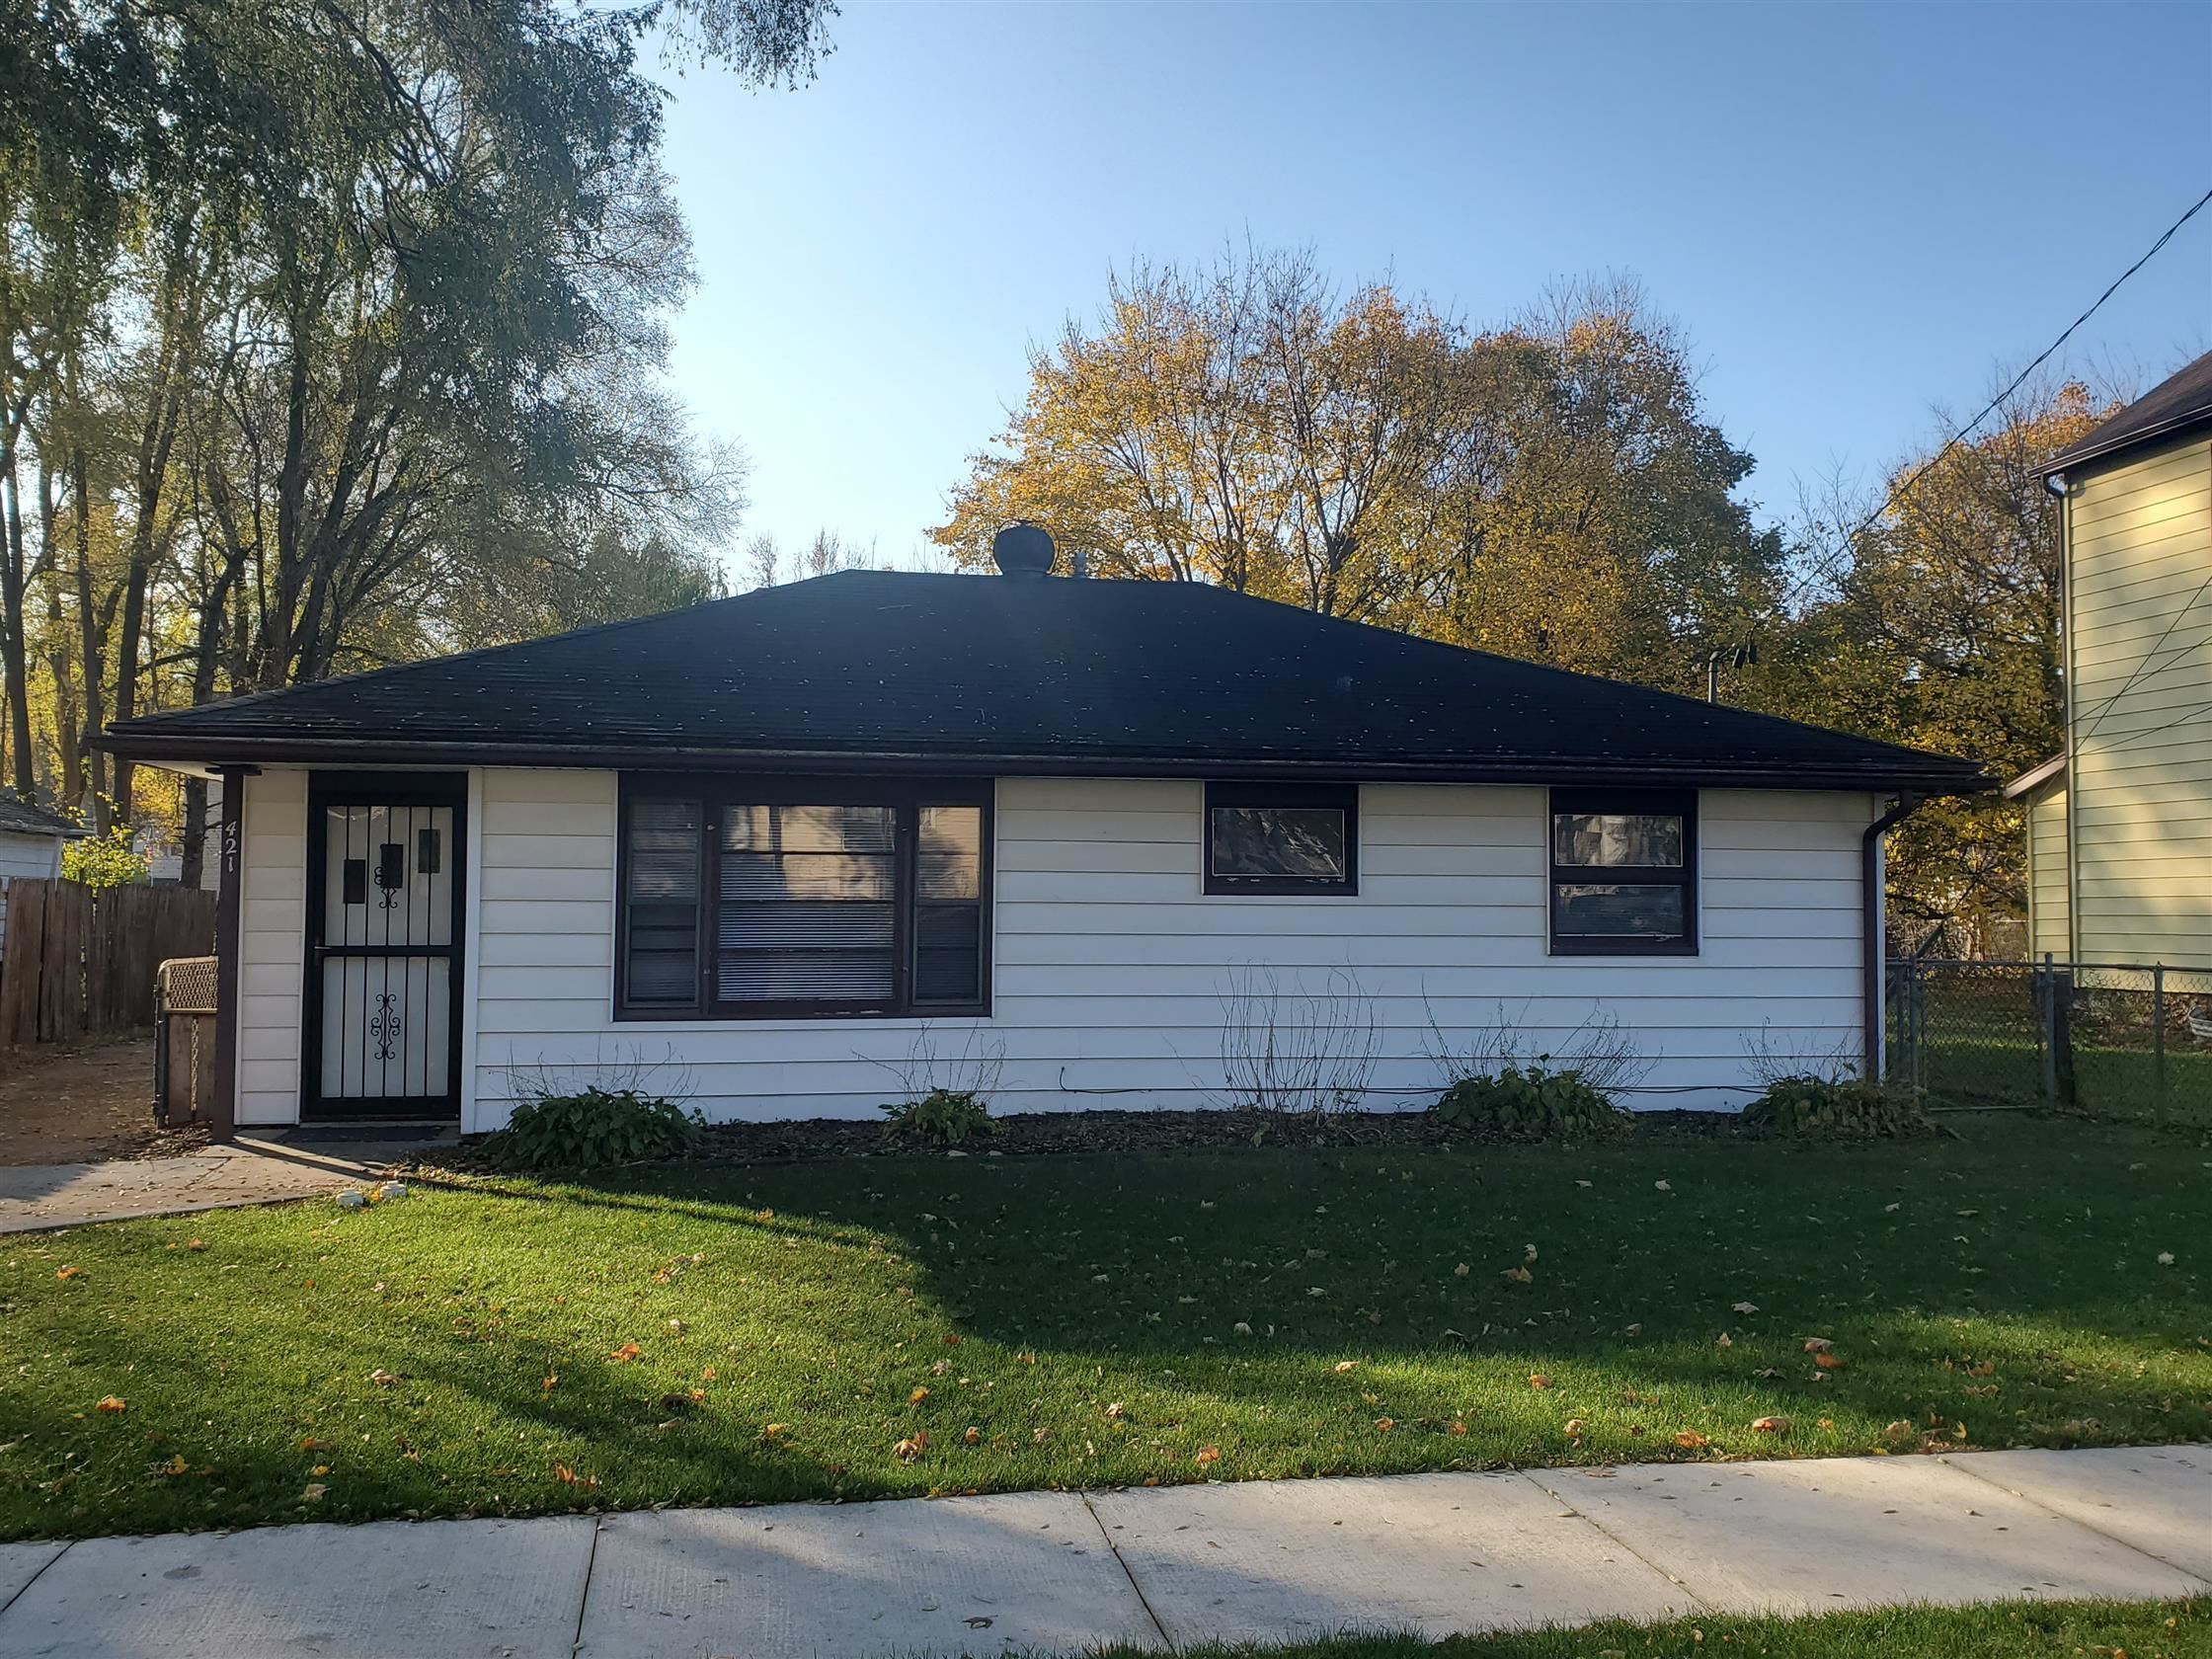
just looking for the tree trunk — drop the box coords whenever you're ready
[0,415,34,797]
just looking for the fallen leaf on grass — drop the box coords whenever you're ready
[1731,1301,1759,1314]
[1501,1266,1533,1285]
[542,1375,559,1393]
[608,1343,642,1364]
[1374,1417,1394,1432]
[893,1432,928,1463]
[1751,1415,1789,1434]
[1653,1180,1671,1192]
[1755,1368,1783,1380]
[1715,1333,1732,1348]
[553,1462,599,1488]
[55,1267,83,1281]
[1528,1373,1553,1389]
[1449,1421,1467,1436]
[1674,1430,1709,1449]
[2158,1251,2175,1266]
[1454,1262,1470,1278]
[1803,1337,1833,1353]
[1194,1446,1221,1466]
[301,1483,327,1502]
[95,1397,127,1414]
[1104,1401,1126,1419]
[369,1369,402,1387]
[1813,1352,1847,1372]
[185,1239,205,1251]
[963,1427,982,1446]
[761,1424,787,1439]
[909,1386,931,1404]
[1563,1418,1586,1439]
[299,1437,328,1451]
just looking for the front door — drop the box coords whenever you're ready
[304,774,465,1121]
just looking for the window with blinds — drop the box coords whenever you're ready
[617,781,989,1017]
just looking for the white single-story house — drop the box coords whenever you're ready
[0,795,84,884]
[0,796,85,957]
[102,528,1986,1135]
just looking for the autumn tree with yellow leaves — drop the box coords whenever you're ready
[933,250,1786,695]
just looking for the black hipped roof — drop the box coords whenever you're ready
[104,571,1986,793]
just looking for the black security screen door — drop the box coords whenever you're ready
[303,774,466,1121]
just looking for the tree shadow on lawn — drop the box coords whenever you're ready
[5,1117,2205,1540]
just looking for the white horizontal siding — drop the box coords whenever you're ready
[0,832,62,881]
[462,771,1875,1128]
[234,769,307,1126]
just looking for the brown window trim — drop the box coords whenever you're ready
[615,773,993,1021]
[1203,781,1360,897]
[1546,786,1698,957]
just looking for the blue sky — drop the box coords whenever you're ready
[655,1,2212,573]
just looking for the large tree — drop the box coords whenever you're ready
[0,0,833,836]
[935,252,1783,695]
[1742,380,2107,939]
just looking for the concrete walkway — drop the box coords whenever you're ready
[0,1135,437,1234]
[0,1444,2205,1659]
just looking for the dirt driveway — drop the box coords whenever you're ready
[0,1036,205,1164]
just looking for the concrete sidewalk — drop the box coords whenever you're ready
[0,1133,450,1234]
[0,1445,2205,1659]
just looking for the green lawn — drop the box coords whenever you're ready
[1122,1600,2210,1658]
[3,1115,2208,1540]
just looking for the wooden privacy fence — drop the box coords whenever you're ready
[0,880,218,1046]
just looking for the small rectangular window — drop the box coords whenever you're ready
[1204,782,1358,896]
[1548,789,1696,955]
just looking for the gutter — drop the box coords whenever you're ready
[1861,793,1923,1081]
[96,733,1992,796]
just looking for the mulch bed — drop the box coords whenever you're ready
[435,1105,1753,1173]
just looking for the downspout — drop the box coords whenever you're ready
[1861,792,1922,1081]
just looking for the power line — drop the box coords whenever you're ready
[2073,569,2212,741]
[1773,182,2212,616]
[2090,693,2212,757]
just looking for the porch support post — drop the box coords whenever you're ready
[208,766,247,1142]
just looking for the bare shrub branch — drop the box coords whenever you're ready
[1423,997,1652,1101]
[864,1023,1006,1107]
[1220,965,1382,1117]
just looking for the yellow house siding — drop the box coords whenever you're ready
[2065,432,2212,971]
[2024,780,2070,961]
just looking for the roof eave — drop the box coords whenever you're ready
[2002,752,2067,799]
[98,731,1992,796]
[2038,409,2212,481]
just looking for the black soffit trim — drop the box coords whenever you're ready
[103,571,1991,796]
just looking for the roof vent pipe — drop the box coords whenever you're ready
[992,521,1056,577]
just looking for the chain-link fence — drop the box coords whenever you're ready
[1887,957,2212,1129]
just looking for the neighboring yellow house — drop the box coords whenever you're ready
[2009,350,2212,972]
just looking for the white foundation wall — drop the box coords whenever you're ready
[466,770,1875,1129]
[235,767,309,1126]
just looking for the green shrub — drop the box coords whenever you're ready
[61,822,149,889]
[1431,1065,1625,1141]
[1742,1075,1933,1140]
[492,1086,703,1169]
[882,1086,993,1146]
